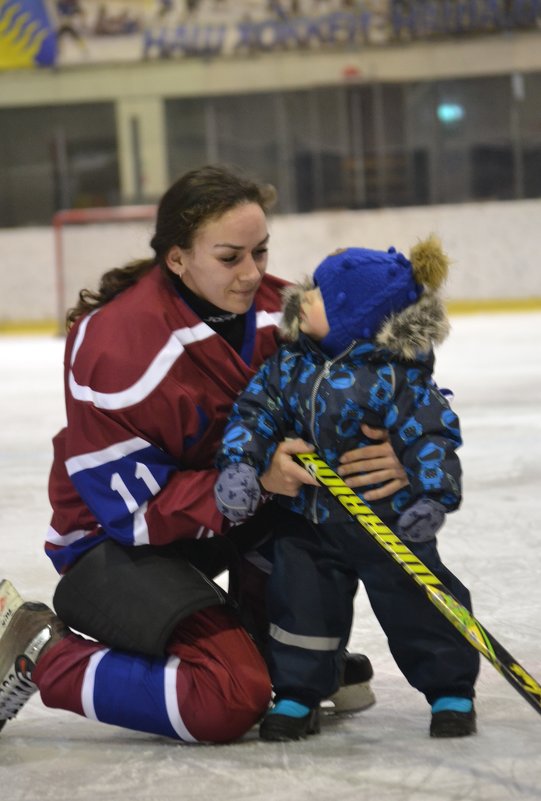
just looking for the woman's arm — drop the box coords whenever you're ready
[337,423,408,501]
[261,427,406,501]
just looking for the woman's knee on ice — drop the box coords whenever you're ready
[182,652,271,743]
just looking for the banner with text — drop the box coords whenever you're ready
[1,0,540,71]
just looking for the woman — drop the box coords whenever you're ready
[0,165,406,743]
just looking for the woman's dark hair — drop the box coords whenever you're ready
[66,164,277,329]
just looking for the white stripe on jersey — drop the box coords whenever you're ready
[65,436,150,476]
[45,524,90,546]
[81,648,109,721]
[133,500,150,546]
[256,310,283,328]
[68,312,281,411]
[69,328,198,410]
[195,526,215,539]
[164,656,198,742]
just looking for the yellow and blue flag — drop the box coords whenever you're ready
[0,0,56,70]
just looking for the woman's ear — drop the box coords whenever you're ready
[165,245,184,277]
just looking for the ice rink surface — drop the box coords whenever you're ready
[1,311,541,801]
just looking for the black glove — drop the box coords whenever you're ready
[397,499,446,543]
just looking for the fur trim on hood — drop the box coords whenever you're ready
[280,277,313,342]
[375,289,450,360]
[280,279,450,361]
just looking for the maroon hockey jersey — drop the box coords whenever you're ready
[45,266,285,573]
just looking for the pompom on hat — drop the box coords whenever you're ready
[314,236,449,356]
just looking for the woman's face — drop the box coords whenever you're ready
[166,202,269,314]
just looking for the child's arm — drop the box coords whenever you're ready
[388,376,462,542]
[215,354,308,522]
[216,357,290,474]
[215,439,318,523]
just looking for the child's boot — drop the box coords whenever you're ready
[430,696,476,737]
[259,699,320,742]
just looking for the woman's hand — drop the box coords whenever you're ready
[337,424,408,501]
[260,438,318,496]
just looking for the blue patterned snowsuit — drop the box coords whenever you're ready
[217,334,479,707]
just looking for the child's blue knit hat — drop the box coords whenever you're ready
[313,246,423,356]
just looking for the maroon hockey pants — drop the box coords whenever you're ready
[33,606,271,743]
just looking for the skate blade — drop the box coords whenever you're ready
[0,580,25,638]
[321,682,377,716]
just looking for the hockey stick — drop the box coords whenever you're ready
[294,451,541,717]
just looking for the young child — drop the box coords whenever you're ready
[215,236,479,742]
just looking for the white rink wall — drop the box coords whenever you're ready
[2,197,541,326]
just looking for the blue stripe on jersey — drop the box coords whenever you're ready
[92,650,179,739]
[183,405,209,450]
[239,304,256,365]
[68,441,178,546]
[45,530,108,574]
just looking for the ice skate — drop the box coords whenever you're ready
[0,579,67,732]
[322,652,376,716]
